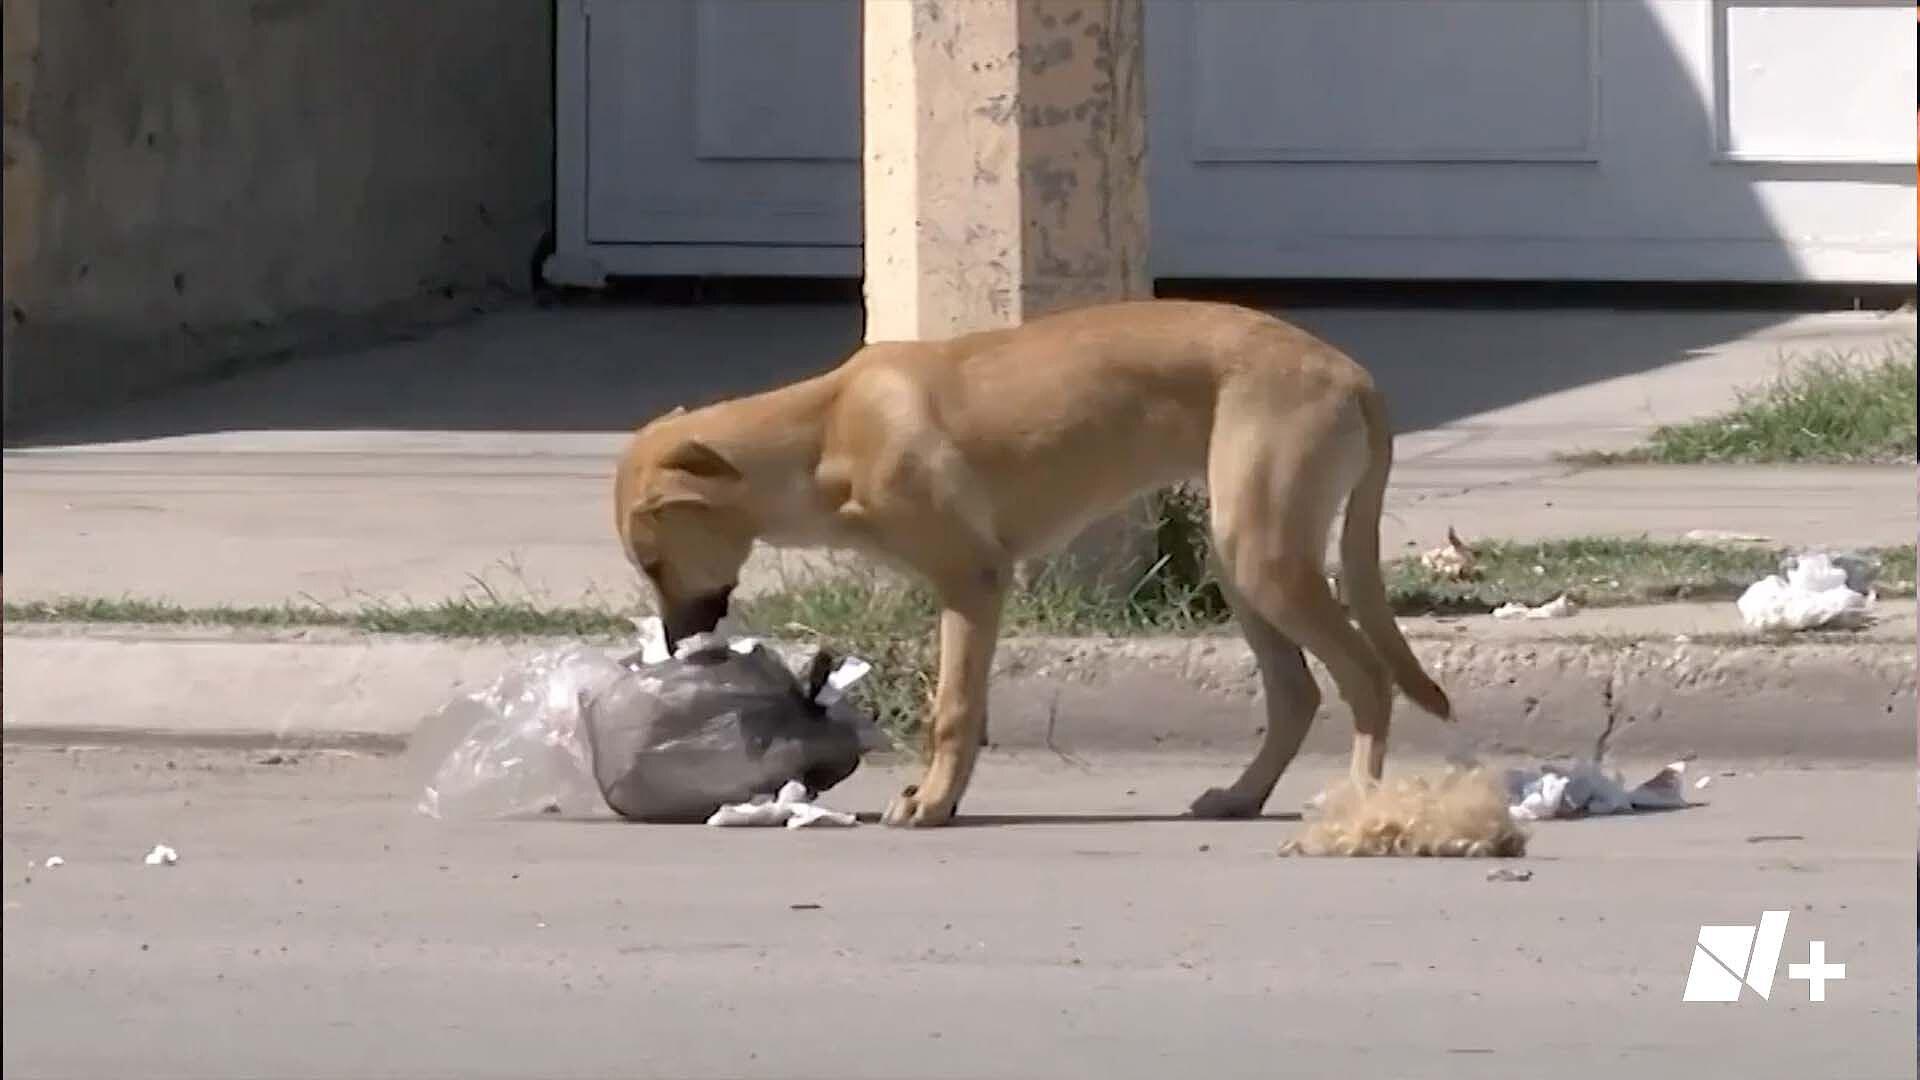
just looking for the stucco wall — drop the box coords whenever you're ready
[2,0,553,428]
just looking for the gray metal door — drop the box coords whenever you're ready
[553,0,861,281]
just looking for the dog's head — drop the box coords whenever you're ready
[616,408,756,645]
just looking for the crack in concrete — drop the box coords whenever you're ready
[1591,659,1622,762]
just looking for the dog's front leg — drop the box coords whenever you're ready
[883,587,1004,828]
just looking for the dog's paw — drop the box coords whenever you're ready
[1188,787,1264,820]
[881,787,920,827]
[882,785,954,828]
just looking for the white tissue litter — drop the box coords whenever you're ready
[1504,760,1691,821]
[143,844,179,866]
[43,856,64,869]
[1491,594,1576,620]
[629,613,761,665]
[1736,552,1874,632]
[707,780,858,828]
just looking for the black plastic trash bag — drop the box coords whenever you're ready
[582,634,878,823]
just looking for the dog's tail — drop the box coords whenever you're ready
[1340,387,1453,721]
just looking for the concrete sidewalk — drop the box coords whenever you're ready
[4,304,1913,609]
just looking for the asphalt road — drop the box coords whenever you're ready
[3,746,1913,1079]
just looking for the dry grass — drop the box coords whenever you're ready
[1279,768,1528,858]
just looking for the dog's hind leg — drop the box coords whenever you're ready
[1258,572,1392,788]
[1189,582,1320,819]
[1206,389,1395,792]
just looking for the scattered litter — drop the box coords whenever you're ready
[409,617,882,823]
[1505,760,1690,821]
[1419,528,1479,581]
[43,856,64,869]
[256,753,299,766]
[143,844,178,867]
[1280,768,1528,858]
[1486,867,1533,883]
[789,902,823,911]
[1492,594,1576,620]
[1683,529,1773,544]
[1672,634,1691,644]
[1736,552,1874,632]
[1694,776,1713,790]
[707,780,858,829]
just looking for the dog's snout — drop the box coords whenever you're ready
[664,586,734,646]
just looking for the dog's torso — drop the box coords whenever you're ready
[800,300,1370,562]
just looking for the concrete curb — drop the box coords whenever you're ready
[3,623,1913,763]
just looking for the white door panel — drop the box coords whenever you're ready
[553,0,1916,283]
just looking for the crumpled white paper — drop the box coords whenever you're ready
[143,844,179,866]
[707,780,858,829]
[1737,552,1874,632]
[1504,760,1691,821]
[1492,594,1576,620]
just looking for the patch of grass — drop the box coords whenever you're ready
[1566,343,1917,465]
[1384,537,1911,613]
[1,595,635,640]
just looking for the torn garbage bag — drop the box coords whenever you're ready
[583,621,883,823]
[412,618,881,822]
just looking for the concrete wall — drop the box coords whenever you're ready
[2,0,553,429]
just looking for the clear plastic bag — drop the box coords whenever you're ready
[409,647,628,820]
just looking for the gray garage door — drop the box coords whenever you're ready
[552,0,1916,284]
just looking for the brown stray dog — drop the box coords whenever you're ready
[615,299,1452,827]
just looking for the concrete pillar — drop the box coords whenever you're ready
[863,0,1157,594]
[862,0,1149,342]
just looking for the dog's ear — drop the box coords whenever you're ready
[642,438,740,512]
[660,438,739,480]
